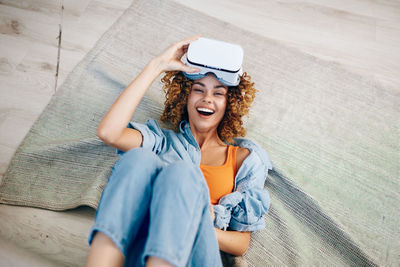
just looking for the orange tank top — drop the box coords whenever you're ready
[200,145,238,205]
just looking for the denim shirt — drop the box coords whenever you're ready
[116,119,273,232]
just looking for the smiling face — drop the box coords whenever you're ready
[160,71,257,143]
[187,73,228,133]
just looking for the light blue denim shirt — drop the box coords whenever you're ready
[116,119,272,232]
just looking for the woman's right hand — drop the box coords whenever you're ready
[153,35,202,74]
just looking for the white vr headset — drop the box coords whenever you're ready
[182,37,244,86]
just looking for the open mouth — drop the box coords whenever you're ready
[196,107,215,116]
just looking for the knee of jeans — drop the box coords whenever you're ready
[112,148,163,186]
[116,147,159,169]
[160,161,206,191]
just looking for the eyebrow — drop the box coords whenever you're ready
[193,82,226,89]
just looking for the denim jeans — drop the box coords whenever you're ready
[88,148,223,267]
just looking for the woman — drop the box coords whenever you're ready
[86,35,272,267]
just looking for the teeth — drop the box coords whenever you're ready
[197,108,214,113]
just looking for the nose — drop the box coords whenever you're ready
[202,90,213,103]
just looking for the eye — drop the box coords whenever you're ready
[193,88,203,93]
[214,91,226,96]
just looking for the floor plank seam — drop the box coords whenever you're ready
[55,0,64,94]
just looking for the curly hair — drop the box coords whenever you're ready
[160,71,257,143]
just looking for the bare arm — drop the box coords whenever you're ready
[97,35,201,152]
[215,228,251,256]
[97,59,163,150]
[210,204,251,256]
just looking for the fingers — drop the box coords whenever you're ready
[183,65,200,73]
[177,34,202,73]
[176,34,202,47]
[156,34,202,73]
[209,205,215,221]
[172,35,201,60]
[209,205,214,213]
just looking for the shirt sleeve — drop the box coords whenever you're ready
[116,119,167,156]
[229,188,271,231]
[213,184,271,232]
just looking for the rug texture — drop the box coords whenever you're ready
[0,0,398,266]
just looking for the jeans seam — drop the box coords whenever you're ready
[176,185,208,259]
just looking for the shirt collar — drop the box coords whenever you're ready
[179,120,200,150]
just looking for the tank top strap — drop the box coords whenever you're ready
[227,145,238,174]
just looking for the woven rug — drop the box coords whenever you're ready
[0,0,398,266]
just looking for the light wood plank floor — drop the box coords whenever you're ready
[0,0,399,266]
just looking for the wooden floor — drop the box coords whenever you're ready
[0,0,399,266]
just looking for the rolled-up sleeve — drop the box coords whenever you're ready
[213,188,270,232]
[116,119,166,156]
[229,188,270,231]
[213,191,242,230]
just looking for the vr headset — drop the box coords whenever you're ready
[182,37,244,86]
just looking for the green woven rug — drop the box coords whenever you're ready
[0,0,398,266]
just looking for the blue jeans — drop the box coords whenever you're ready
[88,148,223,267]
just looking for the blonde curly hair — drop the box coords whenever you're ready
[160,71,257,143]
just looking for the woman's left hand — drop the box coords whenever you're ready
[209,205,215,222]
